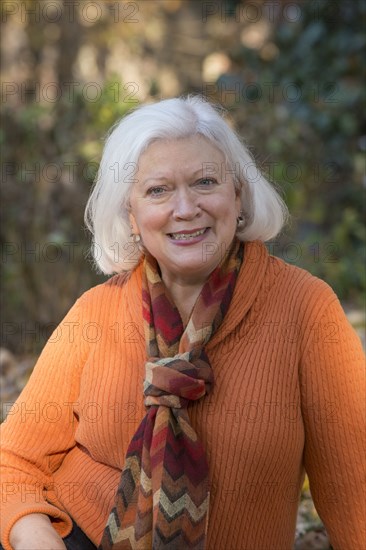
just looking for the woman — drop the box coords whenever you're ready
[1,96,365,550]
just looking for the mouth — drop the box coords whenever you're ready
[167,228,209,241]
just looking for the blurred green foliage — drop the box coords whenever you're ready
[214,0,365,302]
[1,0,365,355]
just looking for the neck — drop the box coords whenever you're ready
[161,275,205,325]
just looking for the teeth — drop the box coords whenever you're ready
[169,228,206,240]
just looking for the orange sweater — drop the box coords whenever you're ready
[1,241,365,550]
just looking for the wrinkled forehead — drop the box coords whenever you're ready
[136,135,228,176]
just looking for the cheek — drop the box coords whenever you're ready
[217,201,238,224]
[137,208,165,233]
[216,204,239,239]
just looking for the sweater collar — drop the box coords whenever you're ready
[206,240,269,349]
[126,240,269,347]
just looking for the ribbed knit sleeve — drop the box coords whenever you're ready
[0,298,88,550]
[299,290,366,549]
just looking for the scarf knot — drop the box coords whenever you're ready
[143,349,214,409]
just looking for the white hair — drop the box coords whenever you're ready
[85,95,288,274]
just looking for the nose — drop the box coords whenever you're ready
[172,188,201,220]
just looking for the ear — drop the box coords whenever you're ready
[129,211,139,235]
[235,192,242,217]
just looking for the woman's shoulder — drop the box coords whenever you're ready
[75,263,143,317]
[245,240,338,305]
[265,248,341,318]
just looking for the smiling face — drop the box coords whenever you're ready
[128,135,241,286]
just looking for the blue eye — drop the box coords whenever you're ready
[198,178,217,186]
[147,186,166,196]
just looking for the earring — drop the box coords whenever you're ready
[236,211,245,230]
[130,223,141,243]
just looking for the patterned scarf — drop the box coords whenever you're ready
[99,238,243,550]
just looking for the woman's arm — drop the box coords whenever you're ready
[0,297,89,550]
[9,514,66,550]
[300,291,365,549]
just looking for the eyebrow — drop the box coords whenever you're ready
[141,167,219,186]
[142,176,169,185]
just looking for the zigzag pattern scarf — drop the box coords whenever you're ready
[99,238,243,550]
